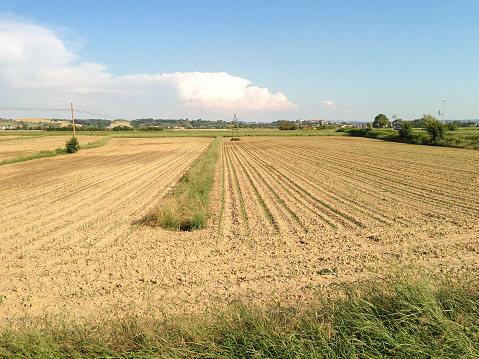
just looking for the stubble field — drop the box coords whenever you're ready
[0,136,478,325]
[0,135,105,161]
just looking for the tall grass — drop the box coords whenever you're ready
[142,136,222,231]
[1,269,478,358]
[79,135,112,149]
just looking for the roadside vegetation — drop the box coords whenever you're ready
[1,269,477,358]
[142,136,222,231]
[340,114,479,150]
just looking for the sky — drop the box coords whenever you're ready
[1,0,478,123]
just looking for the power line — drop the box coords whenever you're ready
[74,109,123,120]
[0,106,126,120]
[0,106,68,111]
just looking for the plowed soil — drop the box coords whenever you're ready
[0,135,105,161]
[1,136,478,324]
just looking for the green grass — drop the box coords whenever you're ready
[142,136,222,231]
[2,128,345,138]
[0,148,66,166]
[79,135,112,149]
[343,128,479,150]
[1,269,478,358]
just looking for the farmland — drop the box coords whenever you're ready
[0,136,478,325]
[0,134,105,161]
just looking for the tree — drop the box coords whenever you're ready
[65,137,80,153]
[444,122,457,131]
[422,114,445,142]
[373,114,390,128]
[399,121,413,139]
[279,121,298,130]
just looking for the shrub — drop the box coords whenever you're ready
[425,119,445,142]
[65,137,80,153]
[279,121,299,130]
[444,122,457,131]
[346,127,372,136]
[399,121,413,139]
[315,124,337,130]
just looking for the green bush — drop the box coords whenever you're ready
[279,121,299,130]
[445,122,457,131]
[399,121,413,139]
[65,137,80,153]
[315,124,337,130]
[425,119,445,142]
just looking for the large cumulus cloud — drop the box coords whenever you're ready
[0,18,297,117]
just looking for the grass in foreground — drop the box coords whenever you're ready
[1,269,478,358]
[142,136,222,231]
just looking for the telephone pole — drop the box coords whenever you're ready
[71,103,76,138]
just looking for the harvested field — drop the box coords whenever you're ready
[0,135,104,161]
[0,136,478,324]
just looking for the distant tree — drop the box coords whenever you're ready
[444,122,457,131]
[422,114,445,142]
[399,121,413,139]
[279,121,298,130]
[421,113,437,123]
[372,114,390,128]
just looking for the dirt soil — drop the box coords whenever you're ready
[0,136,478,325]
[0,135,105,161]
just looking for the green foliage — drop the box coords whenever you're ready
[373,113,390,128]
[143,136,222,231]
[425,118,446,142]
[279,120,299,130]
[112,125,134,131]
[421,113,437,122]
[65,137,80,153]
[445,122,457,131]
[1,270,478,358]
[315,124,337,130]
[399,121,413,139]
[74,119,112,127]
[345,127,372,136]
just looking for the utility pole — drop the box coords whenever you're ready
[71,103,76,138]
[442,99,445,124]
[232,114,239,141]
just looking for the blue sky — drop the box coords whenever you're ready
[1,0,478,122]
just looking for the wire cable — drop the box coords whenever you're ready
[0,106,127,120]
[0,106,68,111]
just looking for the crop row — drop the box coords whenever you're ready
[216,137,479,237]
[0,138,212,261]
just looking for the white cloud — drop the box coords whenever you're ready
[0,18,297,117]
[321,100,338,111]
